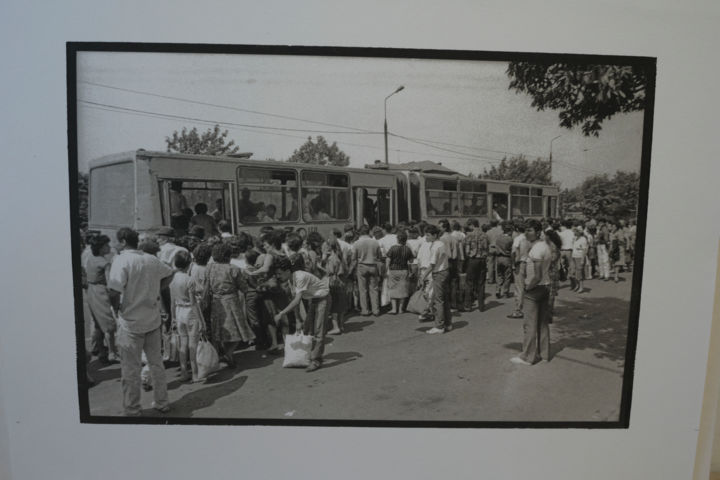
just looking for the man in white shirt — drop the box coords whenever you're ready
[571,228,589,293]
[377,222,398,257]
[510,219,552,366]
[107,227,175,416]
[420,225,452,334]
[509,222,531,319]
[156,226,189,266]
[558,220,576,284]
[274,258,331,372]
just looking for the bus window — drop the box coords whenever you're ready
[361,187,392,228]
[510,186,544,217]
[159,179,233,231]
[236,167,298,224]
[301,172,350,222]
[459,180,487,216]
[425,178,457,216]
[90,163,134,227]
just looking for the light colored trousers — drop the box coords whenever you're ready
[116,325,169,416]
[597,244,610,279]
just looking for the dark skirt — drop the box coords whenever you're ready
[387,269,410,299]
[329,276,348,314]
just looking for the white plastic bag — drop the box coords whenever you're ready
[196,335,220,380]
[282,333,313,368]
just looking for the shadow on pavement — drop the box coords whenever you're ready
[482,301,503,311]
[501,296,629,364]
[321,351,363,370]
[552,296,629,363]
[150,375,248,417]
[88,361,121,386]
[343,320,374,333]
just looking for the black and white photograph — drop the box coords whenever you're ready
[69,44,654,426]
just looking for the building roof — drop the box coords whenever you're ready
[364,160,460,175]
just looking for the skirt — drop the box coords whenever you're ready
[387,269,410,299]
[211,294,255,343]
[329,277,348,314]
[87,284,116,333]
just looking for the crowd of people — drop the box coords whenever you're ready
[80,214,636,416]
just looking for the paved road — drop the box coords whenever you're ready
[85,273,633,422]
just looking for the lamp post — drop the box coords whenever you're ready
[384,85,404,165]
[549,134,562,182]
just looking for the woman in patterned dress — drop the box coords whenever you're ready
[323,236,348,334]
[385,230,415,314]
[204,242,254,367]
[543,228,563,323]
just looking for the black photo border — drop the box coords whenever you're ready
[68,42,655,428]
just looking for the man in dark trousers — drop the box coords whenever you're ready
[463,219,489,312]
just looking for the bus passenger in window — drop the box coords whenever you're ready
[190,203,217,239]
[284,200,299,221]
[265,204,278,222]
[238,188,257,221]
[315,206,332,221]
[442,202,451,215]
[210,198,224,222]
[169,181,188,231]
[363,192,376,227]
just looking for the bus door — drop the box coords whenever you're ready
[490,193,509,221]
[354,186,393,229]
[158,179,235,234]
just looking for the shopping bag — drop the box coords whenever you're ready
[196,334,220,380]
[162,326,180,362]
[282,333,313,368]
[407,289,429,315]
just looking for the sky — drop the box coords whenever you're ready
[76,51,645,189]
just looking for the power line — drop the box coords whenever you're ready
[80,80,377,133]
[80,101,504,167]
[81,103,481,165]
[390,133,504,163]
[81,80,543,159]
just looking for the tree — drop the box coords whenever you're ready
[481,155,552,185]
[165,124,241,155]
[287,136,350,167]
[78,172,89,226]
[561,170,640,219]
[507,62,648,136]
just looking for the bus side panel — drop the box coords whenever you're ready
[88,160,136,236]
[136,158,161,232]
[409,173,421,222]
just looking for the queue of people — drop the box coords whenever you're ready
[80,214,636,415]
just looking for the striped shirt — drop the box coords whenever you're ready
[387,244,414,271]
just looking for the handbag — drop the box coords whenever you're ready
[196,333,220,380]
[407,289,429,315]
[282,333,313,368]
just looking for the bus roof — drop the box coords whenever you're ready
[88,149,402,177]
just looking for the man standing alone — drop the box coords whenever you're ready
[108,228,175,416]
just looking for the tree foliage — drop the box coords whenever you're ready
[287,136,350,167]
[507,62,647,136]
[165,124,241,155]
[78,172,89,226]
[481,155,552,185]
[562,170,640,219]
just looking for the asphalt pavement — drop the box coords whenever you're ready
[84,273,633,422]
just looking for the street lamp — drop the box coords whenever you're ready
[549,134,562,182]
[384,85,405,165]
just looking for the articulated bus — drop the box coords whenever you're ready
[87,150,558,239]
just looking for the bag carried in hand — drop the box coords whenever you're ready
[407,289,429,315]
[282,333,313,368]
[196,334,220,380]
[163,326,180,363]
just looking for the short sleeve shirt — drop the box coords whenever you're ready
[291,271,329,299]
[525,241,552,287]
[429,240,449,273]
[107,249,174,333]
[572,236,588,258]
